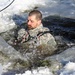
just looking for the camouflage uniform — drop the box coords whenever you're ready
[17,23,57,56]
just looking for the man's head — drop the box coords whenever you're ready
[27,10,42,30]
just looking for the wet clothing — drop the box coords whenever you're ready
[7,23,57,66]
[16,23,57,56]
[17,24,56,47]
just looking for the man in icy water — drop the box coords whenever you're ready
[14,10,57,56]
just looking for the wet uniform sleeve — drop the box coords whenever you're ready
[17,28,29,43]
[17,28,26,39]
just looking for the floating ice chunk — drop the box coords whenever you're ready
[64,62,75,70]
[32,69,37,74]
[25,70,32,75]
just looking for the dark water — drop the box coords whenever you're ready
[43,15,75,39]
[42,15,75,54]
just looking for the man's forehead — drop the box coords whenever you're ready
[28,15,36,20]
[29,15,36,18]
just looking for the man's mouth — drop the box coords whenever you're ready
[28,25,32,29]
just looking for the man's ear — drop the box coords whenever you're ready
[38,20,41,25]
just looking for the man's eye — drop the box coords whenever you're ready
[31,20,33,23]
[27,19,34,23]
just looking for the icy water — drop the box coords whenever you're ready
[0,0,75,75]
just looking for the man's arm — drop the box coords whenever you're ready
[13,28,28,45]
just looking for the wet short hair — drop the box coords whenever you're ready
[28,10,42,20]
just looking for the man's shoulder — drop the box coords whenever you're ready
[38,24,50,32]
[39,26,50,36]
[39,26,57,46]
[38,25,55,41]
[43,26,50,31]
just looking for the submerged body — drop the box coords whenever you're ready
[15,10,57,56]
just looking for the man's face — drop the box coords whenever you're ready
[27,15,41,30]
